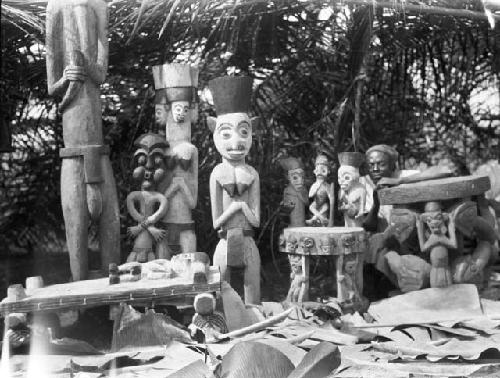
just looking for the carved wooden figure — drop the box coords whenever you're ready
[46,0,120,280]
[286,254,307,302]
[338,152,367,227]
[153,63,199,256]
[126,134,170,263]
[307,155,334,227]
[279,157,308,227]
[207,76,261,305]
[416,201,457,288]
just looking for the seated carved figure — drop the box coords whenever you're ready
[287,254,306,302]
[307,154,333,227]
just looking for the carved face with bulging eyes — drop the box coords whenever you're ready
[212,112,252,162]
[338,166,360,192]
[171,101,190,123]
[132,134,168,191]
[155,105,168,127]
[288,168,305,191]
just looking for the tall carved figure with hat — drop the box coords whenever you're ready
[279,157,308,227]
[152,63,199,256]
[46,0,120,280]
[307,154,334,226]
[338,152,367,227]
[207,76,261,305]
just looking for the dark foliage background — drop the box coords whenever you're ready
[1,1,499,286]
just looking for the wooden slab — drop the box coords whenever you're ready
[378,175,490,205]
[0,268,220,315]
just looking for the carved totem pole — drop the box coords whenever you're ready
[126,133,170,262]
[338,152,367,227]
[207,76,261,305]
[307,154,334,227]
[152,63,199,256]
[46,0,120,280]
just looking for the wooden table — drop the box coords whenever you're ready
[0,268,221,316]
[281,227,367,307]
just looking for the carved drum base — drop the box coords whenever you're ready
[282,227,367,311]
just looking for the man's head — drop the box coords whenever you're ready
[366,145,398,183]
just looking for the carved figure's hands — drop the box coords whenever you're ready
[64,65,86,82]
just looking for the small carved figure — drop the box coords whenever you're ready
[307,154,334,226]
[189,293,228,342]
[126,134,170,262]
[300,237,316,254]
[287,254,306,302]
[451,201,498,286]
[338,152,367,227]
[279,157,308,227]
[208,76,261,304]
[153,63,199,256]
[319,237,332,254]
[286,236,298,253]
[337,254,359,303]
[416,201,457,288]
[46,0,120,280]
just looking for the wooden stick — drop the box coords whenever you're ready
[218,308,294,339]
[351,315,500,329]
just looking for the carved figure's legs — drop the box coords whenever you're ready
[452,241,492,284]
[429,248,452,288]
[157,239,174,260]
[98,156,120,271]
[61,159,89,281]
[179,229,196,254]
[213,237,261,305]
[213,239,229,282]
[243,238,261,305]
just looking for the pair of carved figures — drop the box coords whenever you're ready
[126,64,199,262]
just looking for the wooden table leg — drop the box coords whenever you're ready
[300,255,310,302]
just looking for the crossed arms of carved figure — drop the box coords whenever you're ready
[126,192,168,226]
[210,172,260,230]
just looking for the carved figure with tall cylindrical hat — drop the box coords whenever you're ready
[153,63,199,257]
[207,76,261,305]
[46,0,120,280]
[338,152,367,227]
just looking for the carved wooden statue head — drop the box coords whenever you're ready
[132,133,169,191]
[152,63,199,139]
[207,76,258,163]
[421,201,447,235]
[338,152,364,192]
[280,157,305,191]
[314,154,330,182]
[365,145,398,183]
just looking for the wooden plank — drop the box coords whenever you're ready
[0,268,220,315]
[378,176,490,205]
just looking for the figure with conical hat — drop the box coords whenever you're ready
[207,76,261,305]
[338,152,367,227]
[307,154,334,227]
[46,0,120,280]
[279,157,308,227]
[126,134,170,262]
[152,63,199,257]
